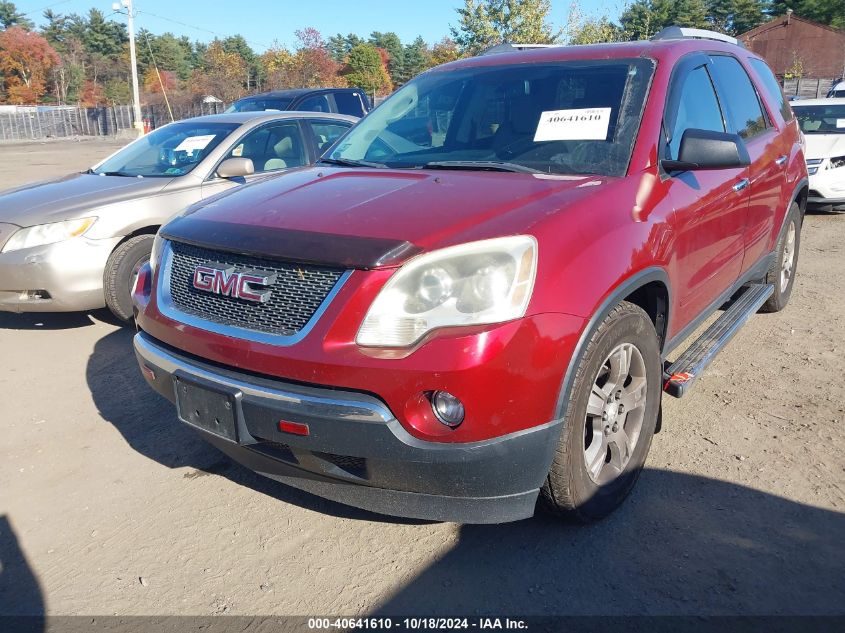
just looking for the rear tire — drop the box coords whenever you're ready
[103,234,154,322]
[760,202,801,313]
[540,302,662,522]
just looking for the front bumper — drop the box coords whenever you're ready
[134,331,561,523]
[0,236,121,312]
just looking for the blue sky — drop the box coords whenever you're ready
[19,0,622,51]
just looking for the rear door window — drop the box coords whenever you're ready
[297,94,332,113]
[667,65,726,160]
[309,121,352,154]
[334,91,367,117]
[226,122,306,173]
[709,56,768,140]
[749,58,793,122]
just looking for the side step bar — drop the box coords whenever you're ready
[663,283,774,398]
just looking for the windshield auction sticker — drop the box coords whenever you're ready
[534,107,611,142]
[174,134,216,153]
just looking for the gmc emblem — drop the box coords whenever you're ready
[192,264,275,303]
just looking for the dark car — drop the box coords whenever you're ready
[134,28,807,524]
[226,88,371,118]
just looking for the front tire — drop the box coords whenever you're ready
[540,302,662,522]
[103,234,155,322]
[760,202,801,313]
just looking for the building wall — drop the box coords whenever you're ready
[741,16,845,79]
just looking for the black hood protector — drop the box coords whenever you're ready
[160,216,421,270]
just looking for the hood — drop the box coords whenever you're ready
[161,166,608,269]
[804,134,845,160]
[0,172,173,227]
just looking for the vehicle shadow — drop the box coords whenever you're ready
[85,327,426,525]
[0,309,122,331]
[372,470,845,616]
[0,515,45,625]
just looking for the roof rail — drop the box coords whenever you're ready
[479,42,562,56]
[651,26,744,48]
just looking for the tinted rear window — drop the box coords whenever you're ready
[334,91,366,117]
[749,58,793,122]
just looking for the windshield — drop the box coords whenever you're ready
[226,98,293,113]
[92,122,238,177]
[327,58,654,177]
[793,104,845,134]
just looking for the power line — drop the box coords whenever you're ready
[135,9,276,51]
[22,0,74,18]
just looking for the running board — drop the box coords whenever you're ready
[663,283,774,398]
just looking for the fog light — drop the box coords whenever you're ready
[19,290,50,301]
[431,391,465,427]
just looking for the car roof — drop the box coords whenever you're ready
[791,98,845,106]
[235,88,359,101]
[179,111,359,126]
[435,38,755,73]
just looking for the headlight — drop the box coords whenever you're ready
[1,217,96,253]
[827,155,845,170]
[356,235,538,347]
[149,233,166,274]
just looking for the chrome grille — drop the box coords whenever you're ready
[167,241,345,337]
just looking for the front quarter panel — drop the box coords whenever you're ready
[84,176,206,240]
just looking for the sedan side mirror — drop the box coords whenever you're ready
[662,129,751,173]
[217,157,255,179]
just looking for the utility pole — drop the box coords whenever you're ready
[113,0,143,136]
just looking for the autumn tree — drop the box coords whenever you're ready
[191,40,248,101]
[369,31,404,86]
[451,0,561,55]
[344,43,392,97]
[261,46,296,90]
[289,28,343,88]
[0,26,59,103]
[0,1,32,30]
[428,37,462,68]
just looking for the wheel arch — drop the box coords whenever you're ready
[114,225,160,249]
[553,267,671,421]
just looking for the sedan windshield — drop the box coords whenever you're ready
[93,122,238,177]
[226,98,293,113]
[327,58,655,177]
[793,104,845,134]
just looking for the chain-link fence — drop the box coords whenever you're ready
[0,102,229,142]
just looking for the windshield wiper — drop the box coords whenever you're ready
[94,170,138,177]
[422,160,542,174]
[318,157,385,168]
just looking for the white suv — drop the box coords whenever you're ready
[792,98,845,213]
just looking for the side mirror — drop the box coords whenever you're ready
[217,157,255,179]
[662,129,751,172]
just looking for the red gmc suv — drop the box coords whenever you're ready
[132,28,808,523]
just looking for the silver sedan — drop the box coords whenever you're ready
[0,111,356,319]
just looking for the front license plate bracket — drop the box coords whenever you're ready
[174,374,239,443]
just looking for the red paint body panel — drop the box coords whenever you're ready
[137,38,808,445]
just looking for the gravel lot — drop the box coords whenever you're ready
[1,139,843,617]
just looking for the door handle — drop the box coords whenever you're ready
[733,178,750,192]
[775,155,787,166]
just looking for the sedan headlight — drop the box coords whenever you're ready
[1,217,96,253]
[356,235,538,347]
[149,232,166,274]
